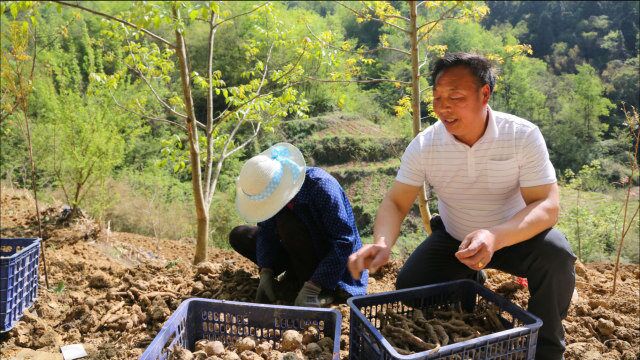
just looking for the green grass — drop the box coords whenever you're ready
[558,186,638,263]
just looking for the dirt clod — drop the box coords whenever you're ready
[0,187,637,360]
[597,318,615,336]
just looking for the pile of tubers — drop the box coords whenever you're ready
[379,304,506,355]
[168,327,334,360]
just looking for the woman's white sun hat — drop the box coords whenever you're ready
[236,142,306,223]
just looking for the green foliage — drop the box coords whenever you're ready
[559,201,621,263]
[602,57,640,126]
[0,119,30,186]
[165,259,180,269]
[32,84,141,213]
[279,118,329,142]
[208,191,243,250]
[53,281,66,294]
[544,64,614,170]
[299,136,405,166]
[557,186,637,263]
[483,2,639,72]
[561,160,612,192]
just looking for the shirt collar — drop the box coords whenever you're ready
[481,105,498,143]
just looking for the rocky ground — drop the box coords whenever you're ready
[0,187,638,359]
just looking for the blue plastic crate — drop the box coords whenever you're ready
[140,298,342,360]
[1,238,41,332]
[348,279,542,360]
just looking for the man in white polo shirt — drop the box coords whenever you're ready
[348,52,576,359]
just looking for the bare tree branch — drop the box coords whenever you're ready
[304,76,411,85]
[225,122,262,159]
[210,42,301,132]
[53,1,176,48]
[416,3,462,43]
[204,11,220,200]
[212,2,269,29]
[124,66,190,121]
[207,42,274,200]
[122,39,197,125]
[214,54,275,186]
[337,2,410,34]
[109,92,187,131]
[271,45,306,84]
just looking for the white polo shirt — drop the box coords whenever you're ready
[396,106,557,241]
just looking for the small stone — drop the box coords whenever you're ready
[88,271,112,288]
[266,350,283,360]
[207,341,225,356]
[235,336,256,352]
[302,326,319,345]
[197,262,221,275]
[65,327,82,342]
[255,341,272,356]
[282,352,302,360]
[317,337,334,351]
[37,329,62,347]
[596,318,615,336]
[222,351,241,360]
[280,330,303,351]
[304,342,321,355]
[192,350,208,360]
[169,347,193,360]
[239,350,261,360]
[192,281,205,293]
[340,334,349,349]
[574,261,589,280]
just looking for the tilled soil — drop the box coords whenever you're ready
[1,187,638,360]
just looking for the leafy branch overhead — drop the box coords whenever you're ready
[41,1,322,264]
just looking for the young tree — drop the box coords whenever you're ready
[1,2,50,286]
[32,88,136,218]
[55,1,313,263]
[612,106,639,294]
[307,1,491,233]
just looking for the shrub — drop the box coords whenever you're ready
[300,136,406,165]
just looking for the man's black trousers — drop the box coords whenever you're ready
[396,216,576,360]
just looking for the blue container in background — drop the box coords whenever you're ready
[1,237,41,332]
[140,298,342,360]
[348,279,542,360]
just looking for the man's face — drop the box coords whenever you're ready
[433,65,490,146]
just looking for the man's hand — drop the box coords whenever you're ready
[255,268,276,303]
[294,281,321,307]
[348,239,391,280]
[455,229,498,270]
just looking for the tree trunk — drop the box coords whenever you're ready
[173,7,208,264]
[194,210,210,264]
[409,0,432,235]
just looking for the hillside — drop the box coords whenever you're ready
[1,185,638,359]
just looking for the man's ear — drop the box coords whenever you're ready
[481,84,491,105]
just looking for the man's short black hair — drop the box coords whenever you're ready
[431,52,496,94]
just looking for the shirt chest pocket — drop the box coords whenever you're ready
[485,158,519,194]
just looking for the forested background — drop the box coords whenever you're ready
[1,1,638,264]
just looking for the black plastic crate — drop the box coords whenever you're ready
[1,238,41,332]
[348,279,542,360]
[140,298,342,360]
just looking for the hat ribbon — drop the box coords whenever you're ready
[246,145,302,201]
